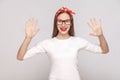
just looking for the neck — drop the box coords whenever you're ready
[56,33,70,40]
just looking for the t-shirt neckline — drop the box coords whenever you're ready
[54,36,73,41]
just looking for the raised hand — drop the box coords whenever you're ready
[87,18,103,37]
[25,18,40,39]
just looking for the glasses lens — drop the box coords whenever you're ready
[65,19,70,24]
[57,20,62,24]
[57,19,71,25]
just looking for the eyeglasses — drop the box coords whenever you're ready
[57,19,71,25]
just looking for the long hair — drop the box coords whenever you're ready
[52,8,75,38]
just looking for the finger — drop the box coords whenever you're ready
[87,21,94,29]
[28,19,33,27]
[29,19,37,31]
[26,19,30,25]
[32,18,38,27]
[36,28,40,33]
[90,18,96,27]
[99,19,102,27]
[31,18,35,27]
[34,28,40,35]
[34,19,38,27]
[93,18,97,25]
[25,19,31,29]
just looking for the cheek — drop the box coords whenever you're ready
[57,25,60,28]
[67,26,70,29]
[57,25,60,30]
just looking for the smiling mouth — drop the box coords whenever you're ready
[60,28,67,32]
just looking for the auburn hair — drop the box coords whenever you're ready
[52,10,75,38]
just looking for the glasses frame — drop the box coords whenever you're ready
[57,19,71,25]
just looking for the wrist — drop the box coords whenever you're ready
[98,33,103,37]
[98,34,104,39]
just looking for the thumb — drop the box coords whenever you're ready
[36,28,40,33]
[34,28,40,35]
[89,33,97,37]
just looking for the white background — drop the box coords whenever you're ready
[0,0,120,80]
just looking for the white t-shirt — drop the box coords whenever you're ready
[24,36,102,80]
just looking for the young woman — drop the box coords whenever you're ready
[17,7,109,80]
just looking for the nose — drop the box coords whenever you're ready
[62,22,65,27]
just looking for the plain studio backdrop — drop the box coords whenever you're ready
[0,0,120,80]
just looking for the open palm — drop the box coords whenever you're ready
[87,18,103,37]
[25,18,39,39]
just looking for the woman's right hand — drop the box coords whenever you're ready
[25,18,40,39]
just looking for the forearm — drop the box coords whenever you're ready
[17,37,32,61]
[98,34,109,53]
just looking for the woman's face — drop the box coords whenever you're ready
[57,12,71,35]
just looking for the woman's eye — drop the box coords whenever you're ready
[65,20,69,22]
[58,20,62,22]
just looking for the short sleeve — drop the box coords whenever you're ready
[23,41,47,59]
[84,40,102,53]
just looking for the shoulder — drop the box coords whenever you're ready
[37,38,54,45]
[71,36,90,46]
[72,36,88,42]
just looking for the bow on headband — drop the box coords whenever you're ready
[56,6,75,17]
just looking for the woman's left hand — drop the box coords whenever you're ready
[87,18,103,37]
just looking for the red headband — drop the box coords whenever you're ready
[56,6,75,17]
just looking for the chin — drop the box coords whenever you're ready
[60,32,68,35]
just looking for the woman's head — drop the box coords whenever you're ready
[52,7,75,38]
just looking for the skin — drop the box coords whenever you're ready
[56,13,71,40]
[17,13,109,61]
[17,19,39,61]
[87,18,109,53]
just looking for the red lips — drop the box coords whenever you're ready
[60,28,67,31]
